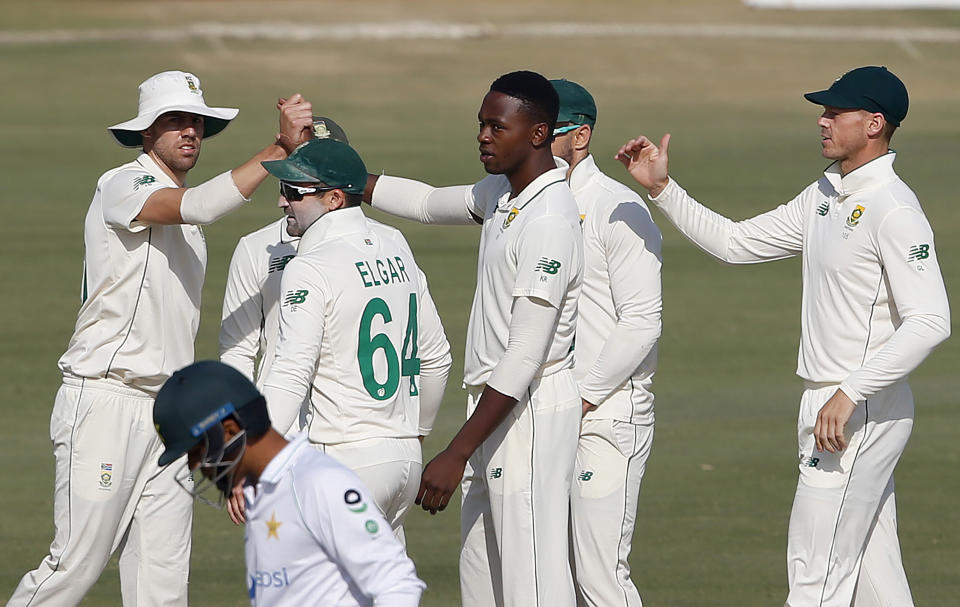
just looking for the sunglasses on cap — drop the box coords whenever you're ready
[553,124,580,136]
[279,181,347,201]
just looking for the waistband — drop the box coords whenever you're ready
[61,375,156,399]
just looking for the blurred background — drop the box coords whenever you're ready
[1,1,957,605]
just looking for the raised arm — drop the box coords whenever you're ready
[136,94,314,225]
[617,134,805,264]
[366,174,482,225]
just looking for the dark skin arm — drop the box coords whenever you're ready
[416,385,517,514]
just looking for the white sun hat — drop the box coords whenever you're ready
[108,70,239,148]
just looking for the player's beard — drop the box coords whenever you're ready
[152,136,202,176]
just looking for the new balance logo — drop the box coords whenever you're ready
[284,289,308,305]
[907,244,930,262]
[578,471,593,481]
[268,255,295,274]
[803,457,819,468]
[489,467,502,479]
[816,201,829,216]
[133,175,157,190]
[535,258,561,274]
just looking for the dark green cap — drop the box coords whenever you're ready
[154,361,263,466]
[804,66,908,127]
[311,116,349,143]
[551,79,597,127]
[261,138,367,194]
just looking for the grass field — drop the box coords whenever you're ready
[1,1,958,605]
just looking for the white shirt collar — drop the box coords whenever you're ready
[823,151,898,198]
[136,153,181,188]
[567,154,600,194]
[298,206,367,252]
[496,158,569,211]
[255,432,309,488]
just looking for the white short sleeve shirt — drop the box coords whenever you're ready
[58,154,206,394]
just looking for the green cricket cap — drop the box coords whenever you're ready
[154,361,263,466]
[311,116,349,144]
[261,138,367,194]
[551,79,597,127]
[804,66,908,127]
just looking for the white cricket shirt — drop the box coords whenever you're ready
[261,207,451,443]
[58,153,209,395]
[219,218,300,387]
[569,155,663,424]
[462,164,583,387]
[243,433,425,607]
[651,152,950,400]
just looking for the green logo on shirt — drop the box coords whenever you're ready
[133,175,157,190]
[803,457,819,468]
[907,244,930,262]
[816,201,829,216]
[283,289,308,305]
[578,471,594,481]
[268,255,295,274]
[489,467,503,479]
[365,520,379,534]
[535,258,561,275]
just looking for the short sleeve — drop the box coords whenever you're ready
[512,214,579,308]
[99,167,172,232]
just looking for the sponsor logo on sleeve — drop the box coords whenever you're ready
[816,201,829,217]
[534,258,561,275]
[268,255,295,274]
[283,289,309,308]
[344,489,368,513]
[803,456,820,468]
[907,244,930,262]
[489,467,503,479]
[133,175,157,191]
[578,471,594,482]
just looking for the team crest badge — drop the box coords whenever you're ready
[312,119,331,139]
[502,207,519,230]
[845,205,865,228]
[99,462,113,490]
[184,75,199,94]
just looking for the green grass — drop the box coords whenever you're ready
[1,1,958,605]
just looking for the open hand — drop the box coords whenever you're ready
[615,134,671,197]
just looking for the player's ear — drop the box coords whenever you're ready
[531,122,550,147]
[574,125,592,151]
[866,112,886,138]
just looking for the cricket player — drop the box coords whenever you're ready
[617,66,950,606]
[550,79,662,607]
[363,70,584,607]
[7,70,313,607]
[152,360,426,606]
[220,117,349,400]
[256,138,453,544]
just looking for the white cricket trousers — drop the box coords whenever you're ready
[459,370,581,607]
[570,418,654,607]
[785,381,915,607]
[313,436,421,545]
[8,377,193,607]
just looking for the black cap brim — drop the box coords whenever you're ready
[803,90,860,110]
